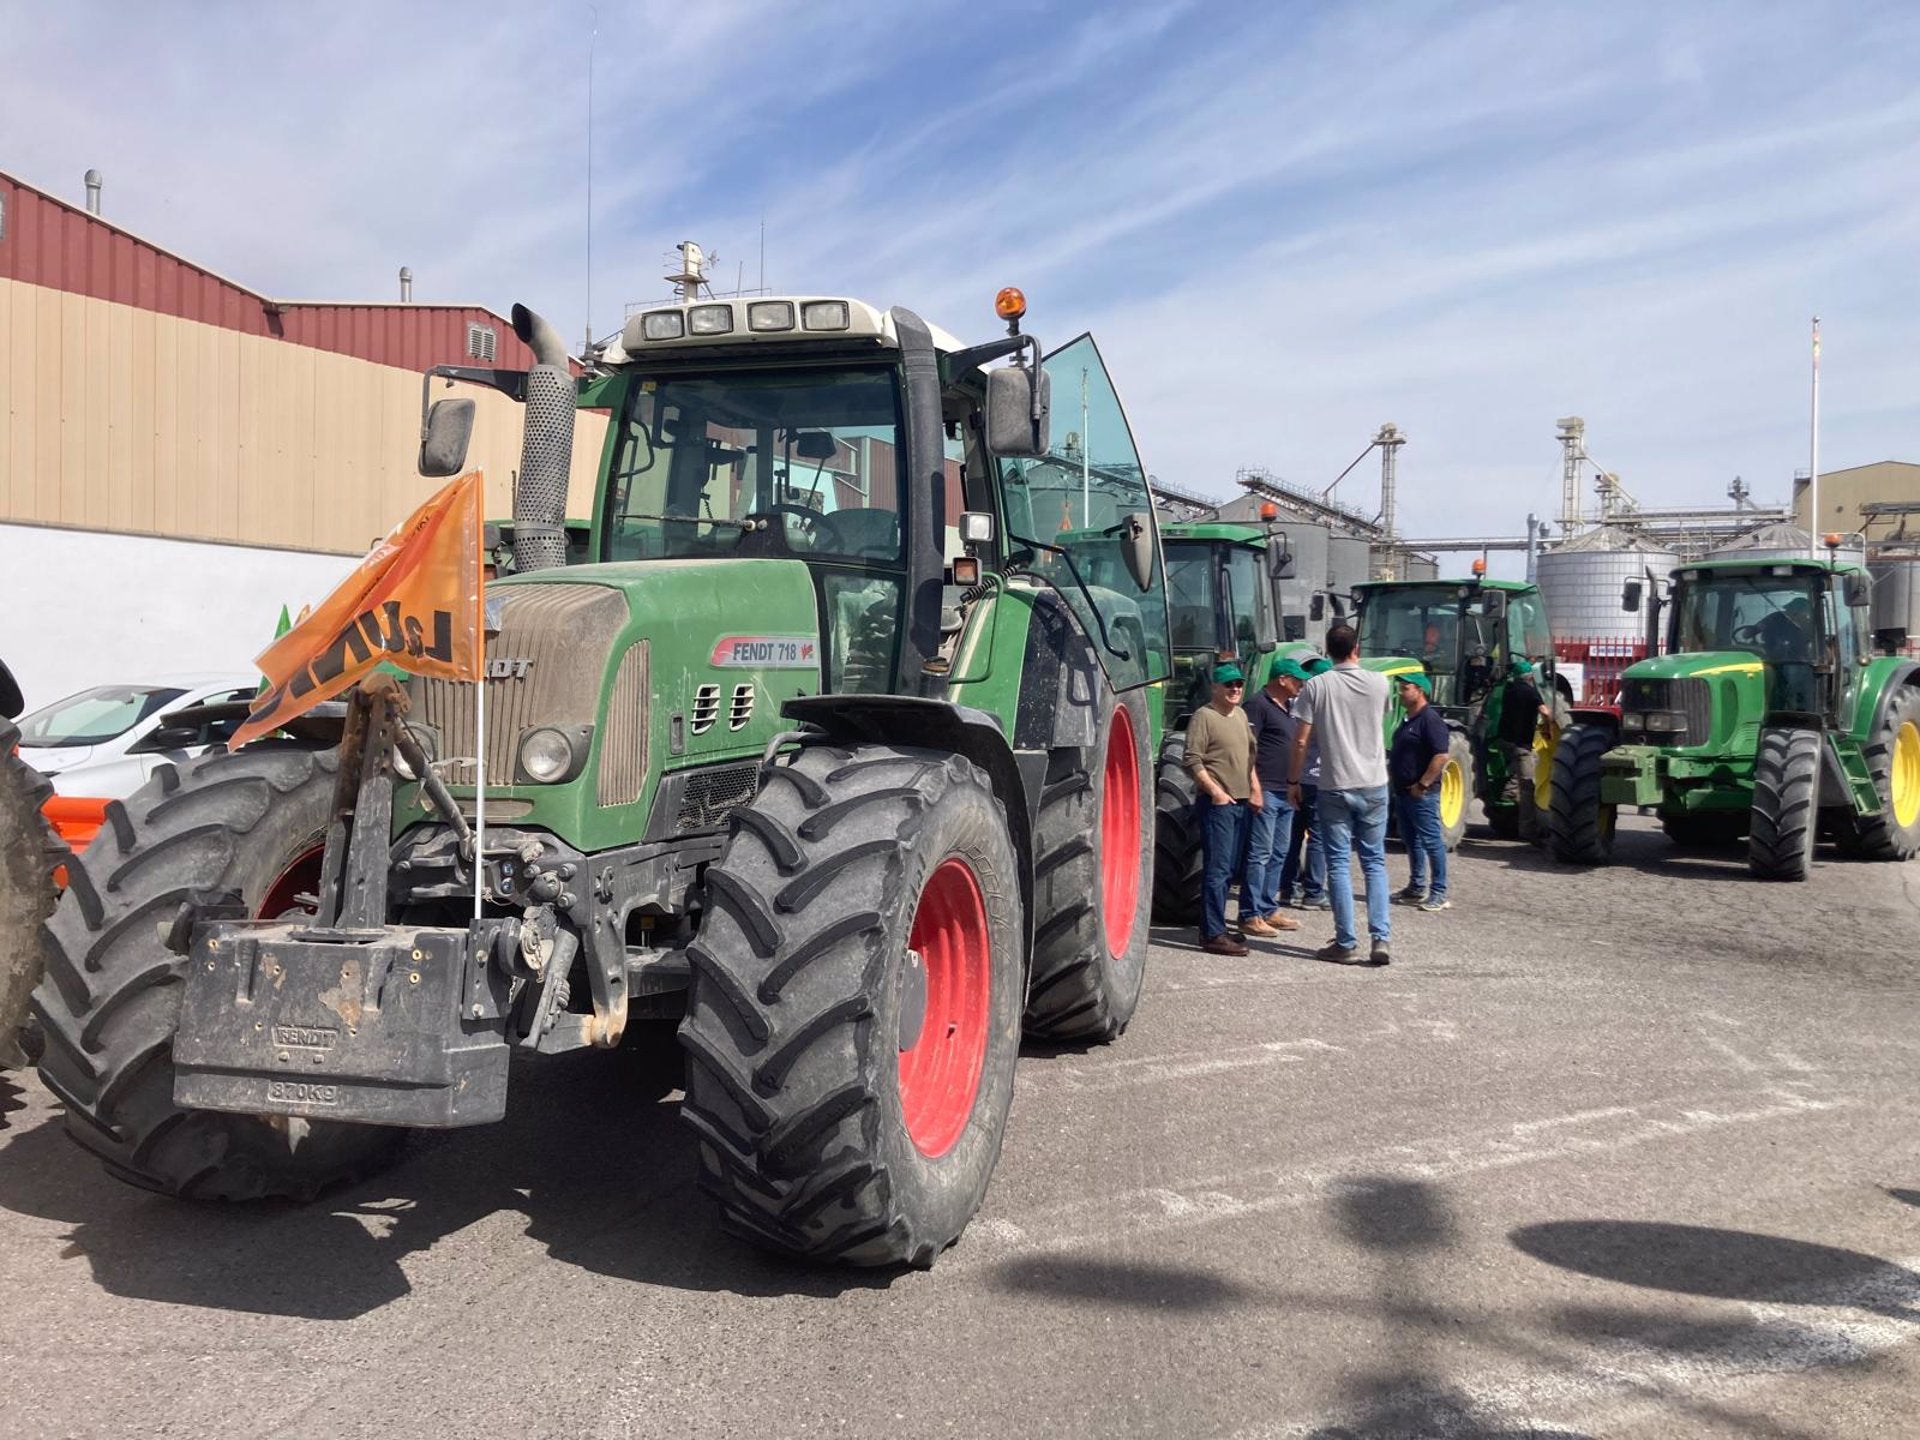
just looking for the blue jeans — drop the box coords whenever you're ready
[1280,783,1325,900]
[1317,785,1391,949]
[1394,788,1448,900]
[1240,795,1295,921]
[1201,799,1252,941]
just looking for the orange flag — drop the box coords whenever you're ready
[231,471,485,749]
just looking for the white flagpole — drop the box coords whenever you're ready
[1808,316,1822,558]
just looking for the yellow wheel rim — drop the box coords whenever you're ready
[1440,758,1465,831]
[1893,719,1920,829]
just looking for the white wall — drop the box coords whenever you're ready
[1,523,359,711]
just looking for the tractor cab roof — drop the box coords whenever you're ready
[1160,522,1275,547]
[1673,556,1867,580]
[1355,577,1538,595]
[605,295,965,367]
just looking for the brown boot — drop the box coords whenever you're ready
[1239,916,1281,938]
[1262,911,1301,931]
[1202,933,1250,956]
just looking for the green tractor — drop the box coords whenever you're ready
[31,290,1172,1267]
[1549,553,1920,878]
[0,658,66,1069]
[1141,519,1296,922]
[1353,575,1568,847]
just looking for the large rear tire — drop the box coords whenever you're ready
[1437,730,1472,850]
[1748,726,1820,881]
[1026,687,1151,1041]
[0,717,64,1068]
[31,744,405,1198]
[1548,725,1616,865]
[1150,735,1203,926]
[679,744,1024,1267]
[1836,684,1920,861]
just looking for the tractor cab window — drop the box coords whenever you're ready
[1356,586,1506,706]
[602,368,905,567]
[997,334,1171,691]
[1508,590,1552,665]
[1673,570,1825,712]
[1222,545,1266,652]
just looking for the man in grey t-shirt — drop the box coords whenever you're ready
[1289,624,1392,966]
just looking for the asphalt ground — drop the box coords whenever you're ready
[2,812,1916,1439]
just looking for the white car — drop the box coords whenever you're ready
[17,675,260,803]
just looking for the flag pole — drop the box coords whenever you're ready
[1807,316,1821,558]
[473,519,487,922]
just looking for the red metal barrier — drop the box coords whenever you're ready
[1553,638,1653,706]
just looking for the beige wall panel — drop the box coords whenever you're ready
[128,307,156,532]
[57,289,85,525]
[107,302,136,530]
[152,311,179,536]
[79,296,110,526]
[29,286,59,520]
[0,281,15,519]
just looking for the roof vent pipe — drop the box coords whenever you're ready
[399,266,413,302]
[83,169,102,216]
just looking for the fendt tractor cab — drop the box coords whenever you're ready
[1548,550,1920,878]
[1138,517,1295,923]
[1353,574,1572,847]
[33,289,1173,1268]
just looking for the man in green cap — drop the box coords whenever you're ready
[1241,656,1309,934]
[1390,670,1452,910]
[1185,660,1261,956]
[1492,656,1549,842]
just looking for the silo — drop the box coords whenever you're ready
[1400,553,1439,581]
[1713,523,1867,568]
[1327,533,1371,599]
[1270,521,1330,630]
[1536,525,1679,644]
[1870,556,1920,652]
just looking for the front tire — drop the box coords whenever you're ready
[1548,725,1616,865]
[1026,687,1151,1041]
[678,744,1024,1267]
[1150,734,1203,926]
[1748,727,1821,881]
[0,717,64,1068]
[31,744,405,1198]
[1437,729,1472,849]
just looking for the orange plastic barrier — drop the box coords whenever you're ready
[43,795,108,852]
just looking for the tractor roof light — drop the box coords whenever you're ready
[1259,501,1279,522]
[687,303,734,335]
[1471,557,1487,577]
[747,301,796,332]
[1823,532,1844,550]
[801,300,850,331]
[995,287,1027,321]
[641,309,685,340]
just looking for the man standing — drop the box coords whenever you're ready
[1241,659,1308,936]
[1390,672,1452,911]
[1491,657,1550,842]
[1288,625,1392,966]
[1186,662,1261,956]
[1279,654,1330,909]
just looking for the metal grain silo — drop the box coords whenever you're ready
[1712,523,1866,567]
[1536,526,1679,643]
[1870,556,1920,651]
[1327,533,1371,599]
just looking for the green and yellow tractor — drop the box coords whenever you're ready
[1140,519,1295,922]
[31,289,1173,1266]
[1549,553,1920,878]
[1353,575,1571,847]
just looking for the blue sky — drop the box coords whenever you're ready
[4,1,1916,545]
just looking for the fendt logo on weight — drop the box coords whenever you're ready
[485,657,535,680]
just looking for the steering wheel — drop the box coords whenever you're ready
[758,503,855,551]
[1731,622,1763,645]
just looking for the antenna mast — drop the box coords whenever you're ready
[584,7,598,355]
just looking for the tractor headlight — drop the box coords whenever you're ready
[1644,710,1686,734]
[519,727,577,784]
[1621,711,1645,734]
[392,724,439,781]
[688,303,734,335]
[641,309,685,340]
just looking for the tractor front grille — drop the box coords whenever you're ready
[413,583,628,779]
[676,760,761,834]
[1621,676,1712,746]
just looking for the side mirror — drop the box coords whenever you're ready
[985,365,1051,459]
[1309,594,1326,623]
[131,722,202,754]
[1845,572,1871,609]
[1282,615,1306,641]
[793,431,837,462]
[1266,541,1295,581]
[1621,579,1642,613]
[1117,512,1154,593]
[421,397,476,477]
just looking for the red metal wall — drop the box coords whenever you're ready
[0,171,537,372]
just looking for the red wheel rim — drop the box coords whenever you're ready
[258,843,325,920]
[1100,704,1142,955]
[899,857,991,1158]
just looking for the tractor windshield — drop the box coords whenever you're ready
[1670,572,1821,663]
[1355,584,1506,706]
[601,367,907,567]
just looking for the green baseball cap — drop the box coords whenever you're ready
[1270,657,1310,682]
[1302,655,1332,676]
[1397,671,1432,696]
[1213,662,1245,684]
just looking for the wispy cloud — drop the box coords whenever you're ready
[4,0,1915,546]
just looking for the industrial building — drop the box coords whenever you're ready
[0,168,604,706]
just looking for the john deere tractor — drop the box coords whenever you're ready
[31,289,1172,1267]
[1,658,66,1068]
[1353,575,1571,847]
[1549,553,1920,879]
[1140,520,1298,922]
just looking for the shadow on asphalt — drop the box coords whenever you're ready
[1511,1219,1920,1313]
[992,1254,1252,1311]
[0,1071,24,1131]
[1886,1187,1920,1209]
[0,1027,900,1319]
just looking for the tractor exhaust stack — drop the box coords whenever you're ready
[508,304,576,574]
